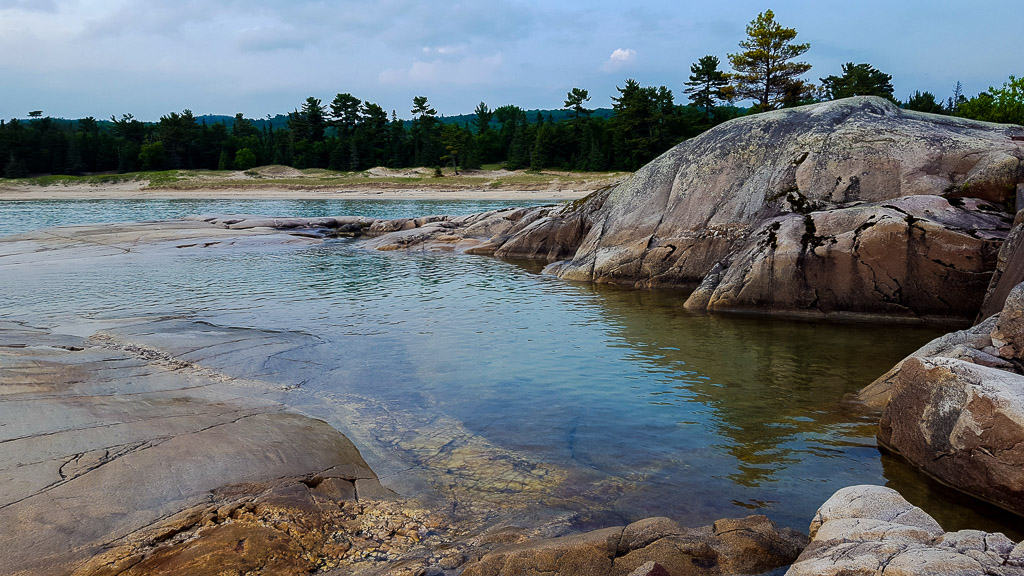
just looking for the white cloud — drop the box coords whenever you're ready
[421,45,466,57]
[603,47,637,71]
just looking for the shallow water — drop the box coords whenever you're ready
[1,198,1019,538]
[0,198,547,237]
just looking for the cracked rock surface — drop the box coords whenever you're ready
[0,320,397,576]
[785,485,1023,576]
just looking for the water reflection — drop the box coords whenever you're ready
[0,198,1018,538]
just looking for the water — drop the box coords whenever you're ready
[0,198,548,237]
[1,198,1019,538]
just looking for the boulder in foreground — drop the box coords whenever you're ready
[879,356,1024,516]
[459,515,807,576]
[786,485,1023,576]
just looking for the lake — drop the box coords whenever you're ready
[2,198,1017,538]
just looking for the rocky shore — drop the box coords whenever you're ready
[265,96,1024,324]
[5,96,1024,575]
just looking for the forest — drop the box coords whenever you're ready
[2,10,1022,179]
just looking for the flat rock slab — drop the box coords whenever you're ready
[0,321,386,576]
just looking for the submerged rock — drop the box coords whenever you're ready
[786,485,1023,576]
[358,97,1024,322]
[459,515,807,576]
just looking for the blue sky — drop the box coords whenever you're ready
[1,0,1020,120]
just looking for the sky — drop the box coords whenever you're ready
[1,0,1020,120]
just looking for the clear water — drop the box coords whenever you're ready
[1,198,1019,538]
[0,198,549,237]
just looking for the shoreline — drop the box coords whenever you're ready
[0,183,593,202]
[0,166,625,202]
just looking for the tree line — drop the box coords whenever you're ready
[2,9,1022,179]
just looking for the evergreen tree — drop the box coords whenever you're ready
[684,56,728,121]
[507,122,531,169]
[820,62,895,101]
[563,88,592,121]
[410,96,439,166]
[302,97,326,142]
[329,93,362,137]
[728,10,811,111]
[530,123,554,170]
[473,102,493,133]
[904,91,946,114]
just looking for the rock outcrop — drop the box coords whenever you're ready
[878,356,1024,516]
[335,96,1024,322]
[979,211,1024,319]
[0,319,404,576]
[459,515,807,576]
[787,485,1023,576]
[857,276,1024,516]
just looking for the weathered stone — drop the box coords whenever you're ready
[980,210,1024,320]
[992,282,1024,359]
[786,485,1022,576]
[0,316,390,576]
[856,315,1008,409]
[459,515,806,576]
[878,357,1024,516]
[74,480,444,576]
[358,97,1024,321]
[687,195,1006,320]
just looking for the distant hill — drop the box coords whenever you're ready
[194,114,291,131]
[10,109,616,132]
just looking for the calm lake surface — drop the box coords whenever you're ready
[1,198,1018,537]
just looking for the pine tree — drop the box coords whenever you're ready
[820,63,895,101]
[684,56,728,121]
[728,10,811,111]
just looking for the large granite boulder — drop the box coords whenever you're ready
[856,314,1011,409]
[787,485,1023,576]
[459,515,806,576]
[856,276,1024,518]
[878,356,1024,516]
[357,96,1024,321]
[683,195,1005,320]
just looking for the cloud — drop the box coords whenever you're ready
[603,48,636,71]
[379,53,505,87]
[421,45,466,57]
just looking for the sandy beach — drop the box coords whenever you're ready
[0,166,625,201]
